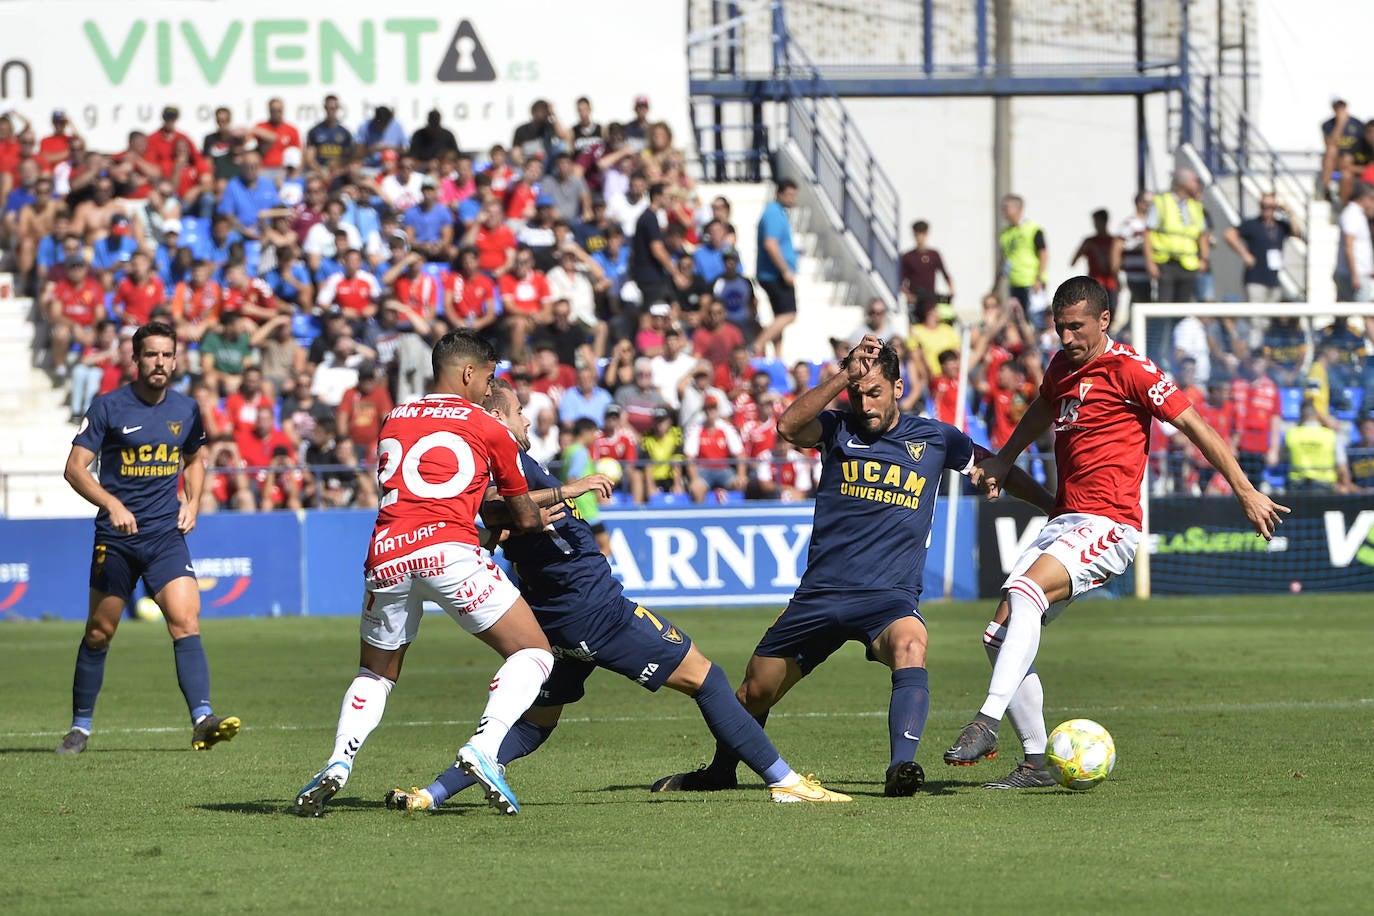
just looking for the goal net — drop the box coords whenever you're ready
[1130,301,1374,598]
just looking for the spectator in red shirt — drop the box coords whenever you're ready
[223,366,276,438]
[144,106,197,178]
[739,391,779,460]
[112,251,167,327]
[220,263,281,325]
[43,257,103,374]
[591,403,643,502]
[253,98,302,176]
[929,348,962,425]
[235,405,296,468]
[69,319,119,421]
[336,362,394,458]
[528,340,576,403]
[37,109,76,173]
[464,198,516,276]
[685,396,746,501]
[692,298,745,366]
[505,157,543,225]
[1069,208,1120,309]
[316,249,381,327]
[443,246,500,337]
[171,259,222,342]
[985,358,1037,450]
[498,247,552,361]
[1230,351,1283,488]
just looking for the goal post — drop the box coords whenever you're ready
[1129,301,1374,599]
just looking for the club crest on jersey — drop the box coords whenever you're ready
[167,421,183,437]
[1078,379,1096,402]
[661,625,684,645]
[906,441,926,462]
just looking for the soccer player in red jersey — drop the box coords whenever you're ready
[296,330,554,817]
[943,276,1289,787]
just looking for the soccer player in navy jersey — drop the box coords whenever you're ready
[56,320,240,754]
[382,379,849,809]
[654,335,1053,796]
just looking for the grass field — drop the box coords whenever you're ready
[3,595,1372,914]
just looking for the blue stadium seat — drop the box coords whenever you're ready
[1279,387,1302,422]
[809,361,826,387]
[714,489,745,504]
[648,491,689,507]
[965,412,989,446]
[179,217,207,249]
[1263,466,1287,491]
[243,240,262,276]
[750,357,791,393]
[422,262,447,311]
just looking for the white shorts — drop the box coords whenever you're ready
[1002,512,1140,622]
[360,542,522,649]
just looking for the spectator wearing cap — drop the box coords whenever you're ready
[647,325,693,405]
[684,396,746,501]
[517,192,559,270]
[678,359,733,430]
[90,213,140,275]
[43,256,103,376]
[217,150,280,240]
[641,406,687,495]
[625,95,653,153]
[403,178,455,261]
[712,245,757,341]
[38,108,77,173]
[505,157,545,226]
[592,403,643,501]
[615,357,669,434]
[355,106,407,167]
[543,151,592,225]
[574,192,612,254]
[337,361,394,459]
[145,106,196,179]
[559,361,615,426]
[312,331,370,407]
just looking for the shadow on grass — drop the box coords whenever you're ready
[196,796,388,816]
[1,746,188,754]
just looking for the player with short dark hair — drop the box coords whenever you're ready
[56,320,239,755]
[654,335,1053,797]
[383,379,849,809]
[295,329,554,817]
[943,276,1290,787]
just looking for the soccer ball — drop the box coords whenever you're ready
[594,457,624,486]
[133,596,163,622]
[1046,718,1116,790]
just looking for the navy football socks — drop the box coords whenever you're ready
[694,663,789,783]
[71,640,109,733]
[172,635,214,723]
[888,666,930,768]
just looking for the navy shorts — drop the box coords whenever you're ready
[536,597,693,706]
[89,529,195,602]
[754,588,924,675]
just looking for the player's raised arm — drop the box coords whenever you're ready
[778,334,882,447]
[1171,405,1291,539]
[481,474,612,524]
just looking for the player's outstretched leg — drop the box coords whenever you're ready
[296,666,395,817]
[394,719,556,811]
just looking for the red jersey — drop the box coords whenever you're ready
[1230,374,1280,455]
[114,275,167,326]
[474,224,516,273]
[740,416,777,458]
[498,271,550,315]
[443,271,496,321]
[368,394,529,568]
[320,272,380,317]
[686,420,742,466]
[1192,399,1235,462]
[144,129,197,177]
[220,278,277,317]
[931,374,960,426]
[987,380,1036,450]
[0,138,20,181]
[235,426,296,468]
[530,365,576,402]
[393,273,439,314]
[255,121,302,168]
[172,280,222,324]
[1042,338,1191,527]
[591,430,638,461]
[224,390,275,437]
[504,183,537,220]
[731,391,757,430]
[339,384,395,452]
[53,278,106,326]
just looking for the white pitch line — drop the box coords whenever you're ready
[4,697,1370,740]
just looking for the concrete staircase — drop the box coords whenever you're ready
[0,284,91,519]
[696,182,864,364]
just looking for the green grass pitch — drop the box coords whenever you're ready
[3,595,1371,914]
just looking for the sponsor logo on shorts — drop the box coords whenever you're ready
[369,551,447,588]
[457,576,497,615]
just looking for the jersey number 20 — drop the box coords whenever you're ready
[376,432,477,508]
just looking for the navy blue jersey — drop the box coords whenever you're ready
[801,410,974,599]
[74,385,206,539]
[497,451,625,622]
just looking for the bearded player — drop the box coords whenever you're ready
[382,379,848,810]
[295,330,554,817]
[654,335,1053,797]
[943,276,1289,787]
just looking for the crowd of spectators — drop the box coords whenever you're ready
[0,93,823,511]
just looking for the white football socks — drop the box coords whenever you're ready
[983,622,1049,756]
[466,647,553,759]
[979,577,1048,722]
[327,668,394,782]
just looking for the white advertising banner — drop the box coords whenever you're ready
[0,0,689,153]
